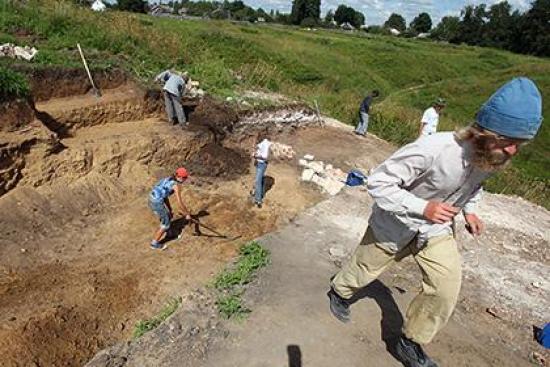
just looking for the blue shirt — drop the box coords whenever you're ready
[150,177,176,203]
[155,70,186,98]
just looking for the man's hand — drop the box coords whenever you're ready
[423,201,460,224]
[464,213,484,236]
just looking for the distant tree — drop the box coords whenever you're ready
[291,0,320,25]
[334,4,365,28]
[484,1,517,48]
[325,9,334,23]
[117,0,147,13]
[384,13,406,32]
[430,16,460,41]
[409,12,432,33]
[456,4,487,45]
[511,0,550,56]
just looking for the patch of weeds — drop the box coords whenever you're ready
[132,296,182,339]
[216,293,250,319]
[213,241,269,319]
[0,65,29,101]
[213,241,270,290]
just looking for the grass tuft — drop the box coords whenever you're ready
[213,241,269,319]
[132,297,182,339]
[0,65,30,101]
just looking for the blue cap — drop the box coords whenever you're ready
[476,77,543,139]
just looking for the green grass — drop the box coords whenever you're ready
[0,65,30,100]
[132,297,182,339]
[1,0,548,208]
[213,241,270,319]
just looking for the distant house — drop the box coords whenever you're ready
[178,7,188,16]
[340,22,355,31]
[389,28,401,36]
[416,32,430,38]
[257,17,266,23]
[149,5,173,17]
[91,0,106,12]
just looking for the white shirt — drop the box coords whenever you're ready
[367,132,491,252]
[255,139,272,162]
[420,107,439,136]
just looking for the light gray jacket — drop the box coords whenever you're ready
[367,132,492,252]
[155,70,186,98]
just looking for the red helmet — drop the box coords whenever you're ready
[175,167,189,179]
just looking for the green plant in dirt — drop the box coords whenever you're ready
[216,293,250,319]
[132,297,182,339]
[212,241,270,319]
[0,65,30,101]
[213,241,270,290]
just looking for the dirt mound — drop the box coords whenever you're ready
[13,65,128,101]
[186,142,249,178]
[189,96,240,142]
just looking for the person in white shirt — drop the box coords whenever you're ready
[328,78,543,367]
[419,98,446,137]
[252,133,272,208]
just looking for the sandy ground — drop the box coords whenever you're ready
[2,86,549,367]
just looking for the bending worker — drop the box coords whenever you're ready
[155,69,188,127]
[149,167,192,250]
[328,78,543,367]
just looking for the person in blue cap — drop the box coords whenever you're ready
[328,77,543,367]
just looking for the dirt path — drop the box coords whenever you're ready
[203,188,549,367]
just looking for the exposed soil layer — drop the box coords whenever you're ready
[13,65,128,101]
[0,85,323,367]
[0,98,35,132]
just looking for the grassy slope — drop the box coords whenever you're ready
[1,0,548,207]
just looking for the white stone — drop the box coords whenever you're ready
[322,179,345,196]
[329,247,346,258]
[308,161,325,173]
[298,159,308,167]
[303,154,314,161]
[301,168,315,182]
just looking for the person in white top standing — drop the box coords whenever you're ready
[252,133,272,208]
[419,98,446,137]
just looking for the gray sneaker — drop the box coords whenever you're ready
[327,289,350,323]
[395,336,439,367]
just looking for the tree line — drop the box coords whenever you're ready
[101,0,549,57]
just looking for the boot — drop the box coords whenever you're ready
[327,288,350,323]
[395,335,439,367]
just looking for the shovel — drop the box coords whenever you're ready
[189,218,241,241]
[77,43,101,98]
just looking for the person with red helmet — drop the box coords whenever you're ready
[148,167,192,250]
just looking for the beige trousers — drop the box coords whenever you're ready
[331,227,462,344]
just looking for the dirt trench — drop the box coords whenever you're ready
[0,76,323,367]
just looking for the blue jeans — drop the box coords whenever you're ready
[164,91,187,126]
[254,160,268,204]
[149,199,171,230]
[355,111,369,135]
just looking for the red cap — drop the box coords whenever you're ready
[175,167,189,179]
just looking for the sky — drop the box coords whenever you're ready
[234,0,531,26]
